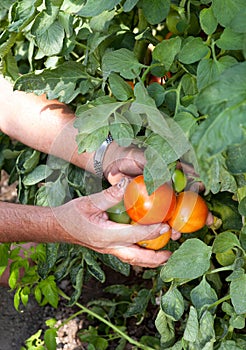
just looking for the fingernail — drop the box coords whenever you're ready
[160,224,170,234]
[117,177,128,189]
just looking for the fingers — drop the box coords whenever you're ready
[105,245,172,268]
[171,229,181,241]
[206,211,214,226]
[88,177,130,212]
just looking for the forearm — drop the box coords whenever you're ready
[0,202,77,244]
[0,76,95,173]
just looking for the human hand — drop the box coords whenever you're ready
[54,178,180,268]
[103,142,146,185]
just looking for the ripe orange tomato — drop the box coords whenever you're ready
[137,229,172,250]
[126,81,134,89]
[168,191,208,233]
[124,175,176,225]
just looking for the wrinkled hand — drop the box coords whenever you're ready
[54,178,180,268]
[103,142,146,185]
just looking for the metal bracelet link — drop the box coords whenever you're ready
[93,133,113,178]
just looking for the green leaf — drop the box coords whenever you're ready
[74,102,125,152]
[160,239,212,283]
[35,177,68,207]
[125,288,151,317]
[142,0,170,25]
[199,7,218,35]
[16,149,40,175]
[68,265,84,306]
[31,11,64,55]
[20,286,30,307]
[155,309,175,347]
[217,340,245,350]
[183,306,199,342]
[44,328,57,350]
[22,165,53,186]
[230,273,246,314]
[152,37,182,71]
[14,288,21,311]
[212,0,246,33]
[198,310,216,348]
[34,286,42,304]
[190,277,218,311]
[123,0,138,12]
[109,112,135,147]
[178,37,210,64]
[226,142,246,174]
[212,232,241,254]
[147,82,165,107]
[39,276,59,308]
[143,145,170,194]
[8,0,41,32]
[108,73,134,101]
[77,0,121,17]
[209,192,242,230]
[181,73,197,96]
[84,250,105,283]
[193,62,246,159]
[90,10,115,32]
[197,56,238,91]
[161,288,184,321]
[102,48,145,80]
[98,254,130,276]
[131,100,172,141]
[0,244,9,268]
[216,28,246,50]
[14,61,91,103]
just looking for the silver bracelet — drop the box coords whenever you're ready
[93,133,113,178]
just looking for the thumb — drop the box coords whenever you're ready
[89,177,130,212]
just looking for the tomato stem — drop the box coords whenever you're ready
[59,288,157,350]
[207,294,231,310]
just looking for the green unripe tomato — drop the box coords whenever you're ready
[172,169,187,193]
[187,12,201,35]
[107,200,131,224]
[166,10,187,35]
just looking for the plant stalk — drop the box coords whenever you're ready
[59,289,157,350]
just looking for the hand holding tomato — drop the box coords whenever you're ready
[103,142,146,185]
[56,177,179,267]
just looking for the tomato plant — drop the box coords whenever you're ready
[168,191,209,233]
[1,0,246,349]
[124,175,176,225]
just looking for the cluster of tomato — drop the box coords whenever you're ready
[107,170,209,250]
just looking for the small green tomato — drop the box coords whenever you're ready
[172,169,187,193]
[107,200,131,224]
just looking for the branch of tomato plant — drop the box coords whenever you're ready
[133,8,149,63]
[207,294,231,311]
[58,288,157,350]
[141,63,164,83]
